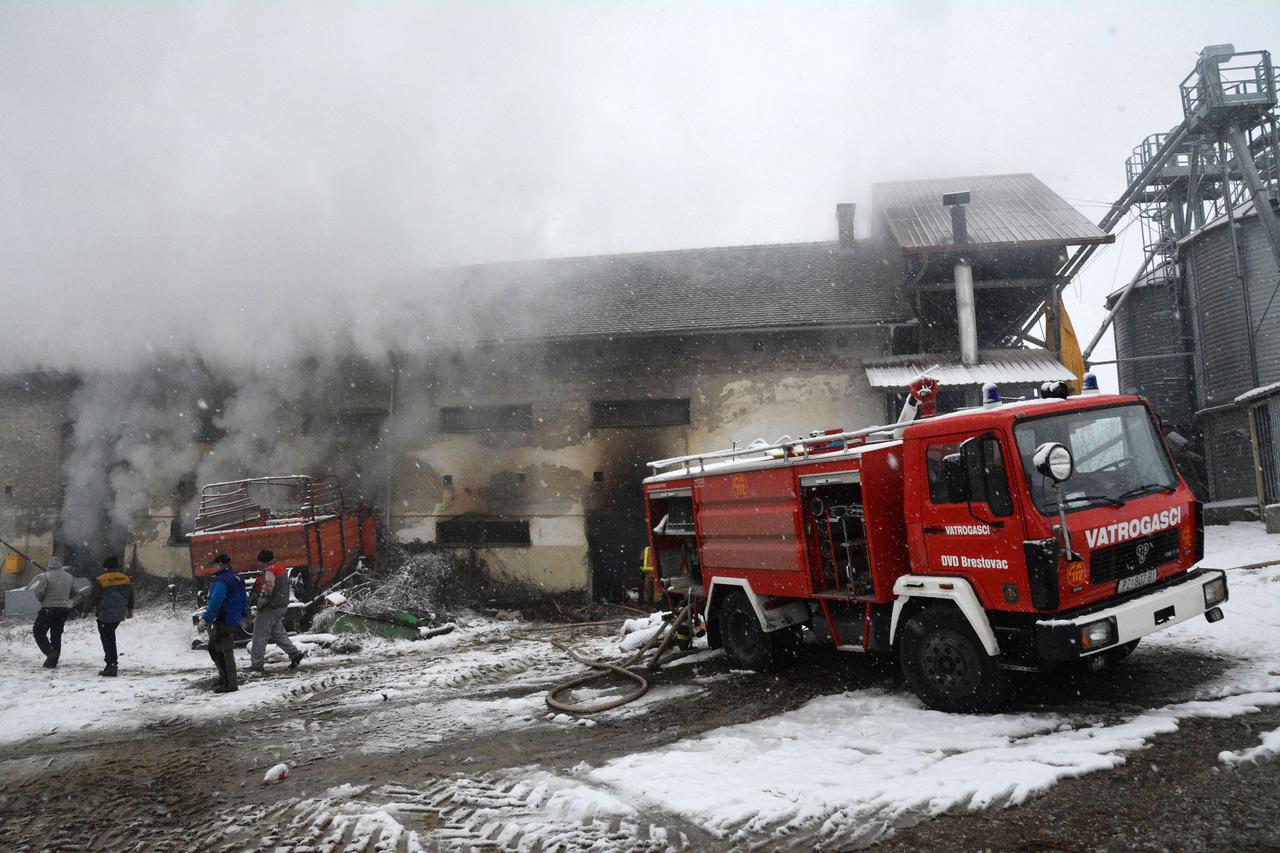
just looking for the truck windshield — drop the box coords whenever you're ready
[1013,403,1178,515]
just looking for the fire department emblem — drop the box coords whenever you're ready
[1136,542,1152,564]
[731,474,749,497]
[1067,562,1087,586]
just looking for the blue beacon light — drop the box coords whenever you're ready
[982,383,1001,407]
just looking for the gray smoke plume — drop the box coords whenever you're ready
[12,4,1277,557]
[60,367,209,556]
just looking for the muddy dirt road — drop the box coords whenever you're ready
[1,613,1274,852]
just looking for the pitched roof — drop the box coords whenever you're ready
[863,349,1073,387]
[420,240,908,343]
[872,173,1112,254]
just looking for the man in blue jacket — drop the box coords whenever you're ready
[201,554,248,693]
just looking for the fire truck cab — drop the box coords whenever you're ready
[643,382,1229,711]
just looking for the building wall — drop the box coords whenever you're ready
[0,328,891,596]
[0,375,73,588]
[388,329,887,595]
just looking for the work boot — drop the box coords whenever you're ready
[42,655,58,669]
[212,684,238,694]
[99,665,118,677]
[288,652,305,670]
[248,664,265,672]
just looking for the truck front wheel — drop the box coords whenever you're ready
[719,591,792,671]
[899,608,1009,712]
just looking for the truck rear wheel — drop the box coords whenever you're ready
[899,608,1009,712]
[719,591,792,671]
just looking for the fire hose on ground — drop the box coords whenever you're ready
[512,601,698,715]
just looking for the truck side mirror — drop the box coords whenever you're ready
[961,434,1015,518]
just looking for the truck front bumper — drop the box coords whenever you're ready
[1035,568,1228,661]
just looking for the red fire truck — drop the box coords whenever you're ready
[188,475,377,631]
[643,378,1229,711]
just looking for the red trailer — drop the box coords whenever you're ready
[188,475,376,627]
[643,379,1229,711]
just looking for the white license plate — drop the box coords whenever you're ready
[1116,568,1158,594]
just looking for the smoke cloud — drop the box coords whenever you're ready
[5,2,1275,374]
[5,2,1276,554]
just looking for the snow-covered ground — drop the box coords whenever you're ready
[0,607,504,746]
[2,522,1279,851]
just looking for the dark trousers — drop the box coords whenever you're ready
[207,624,238,689]
[97,620,120,667]
[33,607,71,661]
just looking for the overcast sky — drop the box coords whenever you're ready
[3,1,1277,375]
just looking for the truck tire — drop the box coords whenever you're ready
[899,607,1009,712]
[719,591,788,671]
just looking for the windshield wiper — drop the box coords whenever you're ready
[1115,482,1177,503]
[1062,494,1124,508]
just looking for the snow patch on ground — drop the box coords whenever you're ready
[1200,521,1280,569]
[500,528,1280,848]
[0,608,500,746]
[1219,724,1280,766]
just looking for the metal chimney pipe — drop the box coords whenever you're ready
[950,204,967,245]
[955,259,978,365]
[836,203,856,250]
[942,191,977,365]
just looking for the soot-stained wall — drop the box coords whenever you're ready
[0,374,75,586]
[0,327,890,597]
[387,328,886,595]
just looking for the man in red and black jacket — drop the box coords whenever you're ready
[249,550,304,672]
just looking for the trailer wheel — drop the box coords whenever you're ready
[899,607,1009,712]
[719,591,788,671]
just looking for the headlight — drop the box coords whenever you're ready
[1080,617,1117,651]
[1033,442,1074,483]
[1203,576,1227,608]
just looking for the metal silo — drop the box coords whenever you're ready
[1107,264,1196,432]
[1182,206,1280,501]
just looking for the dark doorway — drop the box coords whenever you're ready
[585,430,675,602]
[586,505,649,602]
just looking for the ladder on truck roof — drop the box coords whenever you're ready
[646,418,908,477]
[193,475,348,533]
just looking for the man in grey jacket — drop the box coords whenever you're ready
[249,550,304,672]
[30,557,81,668]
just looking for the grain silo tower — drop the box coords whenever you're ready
[1084,45,1280,513]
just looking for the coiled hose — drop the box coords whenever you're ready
[513,601,696,715]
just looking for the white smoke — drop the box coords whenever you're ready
[15,4,1277,555]
[60,368,209,554]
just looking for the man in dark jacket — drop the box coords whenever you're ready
[81,555,134,677]
[200,554,248,693]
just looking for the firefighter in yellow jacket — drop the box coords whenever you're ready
[640,546,656,606]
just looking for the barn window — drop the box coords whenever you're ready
[440,405,534,433]
[436,516,531,547]
[197,413,227,442]
[590,399,690,428]
[302,410,386,437]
